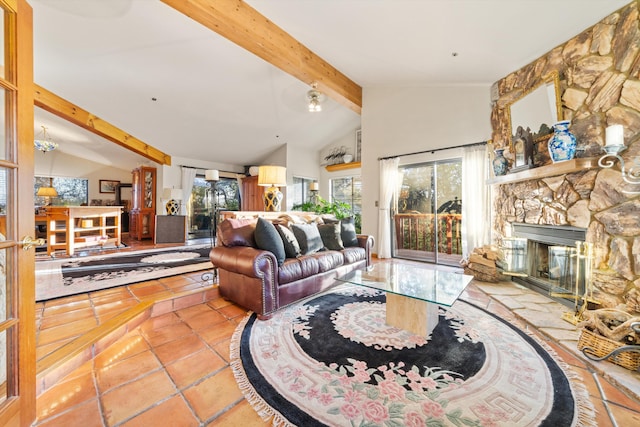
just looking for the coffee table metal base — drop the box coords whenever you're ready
[386,292,440,336]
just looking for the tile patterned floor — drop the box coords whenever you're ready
[33,258,640,426]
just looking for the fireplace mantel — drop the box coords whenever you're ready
[486,157,600,185]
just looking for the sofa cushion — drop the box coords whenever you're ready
[275,224,301,258]
[278,256,320,284]
[340,216,359,247]
[318,223,344,250]
[218,218,257,247]
[309,251,344,272]
[291,223,324,255]
[342,246,366,264]
[254,217,286,266]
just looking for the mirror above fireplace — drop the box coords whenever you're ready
[507,72,563,154]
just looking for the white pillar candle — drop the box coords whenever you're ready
[605,124,624,146]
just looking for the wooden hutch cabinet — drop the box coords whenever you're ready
[130,166,156,240]
[241,175,265,211]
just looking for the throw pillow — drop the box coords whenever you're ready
[275,224,301,258]
[340,216,359,247]
[254,217,286,266]
[291,223,324,255]
[318,223,344,250]
[217,218,257,247]
[321,215,339,224]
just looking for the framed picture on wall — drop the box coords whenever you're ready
[355,129,362,162]
[99,179,120,193]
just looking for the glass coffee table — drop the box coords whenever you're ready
[336,263,474,336]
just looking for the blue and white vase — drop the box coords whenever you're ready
[493,149,508,176]
[548,120,577,162]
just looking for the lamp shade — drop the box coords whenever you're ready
[257,165,286,187]
[37,186,58,197]
[309,182,319,191]
[205,169,219,181]
[162,188,183,200]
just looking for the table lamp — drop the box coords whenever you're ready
[258,165,286,211]
[37,185,58,206]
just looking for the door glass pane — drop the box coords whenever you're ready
[0,329,7,403]
[189,178,210,239]
[189,177,240,239]
[435,162,463,265]
[0,247,6,322]
[0,168,6,238]
[0,14,4,79]
[0,90,5,161]
[396,165,436,263]
[394,161,462,266]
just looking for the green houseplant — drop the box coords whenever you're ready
[293,196,361,233]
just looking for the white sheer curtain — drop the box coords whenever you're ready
[180,167,197,215]
[378,157,400,258]
[461,144,491,257]
[236,175,244,201]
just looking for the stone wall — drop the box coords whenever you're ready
[490,1,640,315]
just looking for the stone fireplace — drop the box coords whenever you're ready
[490,2,640,317]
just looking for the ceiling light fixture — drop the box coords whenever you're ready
[307,82,323,113]
[34,125,59,153]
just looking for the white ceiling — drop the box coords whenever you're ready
[30,0,630,171]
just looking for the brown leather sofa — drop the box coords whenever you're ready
[209,215,374,319]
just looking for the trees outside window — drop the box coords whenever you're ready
[188,176,240,238]
[34,176,88,206]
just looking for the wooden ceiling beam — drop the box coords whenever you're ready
[34,85,172,166]
[161,0,362,114]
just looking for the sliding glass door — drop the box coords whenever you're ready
[187,176,240,239]
[393,159,462,266]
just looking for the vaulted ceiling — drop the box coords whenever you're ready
[31,0,629,170]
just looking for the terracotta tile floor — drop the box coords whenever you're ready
[33,258,640,426]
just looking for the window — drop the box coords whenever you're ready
[188,176,240,238]
[330,176,361,214]
[394,159,462,266]
[34,176,88,206]
[292,176,315,206]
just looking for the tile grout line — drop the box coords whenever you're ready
[591,370,619,427]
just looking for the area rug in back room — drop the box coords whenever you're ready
[231,284,595,427]
[35,245,213,301]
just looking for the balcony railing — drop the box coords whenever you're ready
[394,213,462,255]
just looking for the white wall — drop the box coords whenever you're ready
[319,128,361,198]
[360,85,492,253]
[34,150,140,203]
[286,143,322,210]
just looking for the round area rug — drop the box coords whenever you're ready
[231,284,595,427]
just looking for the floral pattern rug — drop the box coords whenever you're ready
[231,284,595,427]
[35,245,213,301]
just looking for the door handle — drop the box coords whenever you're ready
[20,236,46,251]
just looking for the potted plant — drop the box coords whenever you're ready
[293,196,361,233]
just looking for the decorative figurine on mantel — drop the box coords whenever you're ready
[510,126,535,173]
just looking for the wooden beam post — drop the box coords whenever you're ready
[34,85,172,166]
[160,0,362,114]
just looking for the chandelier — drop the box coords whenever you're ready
[307,82,324,112]
[34,125,59,153]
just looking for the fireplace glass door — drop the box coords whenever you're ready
[393,159,462,266]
